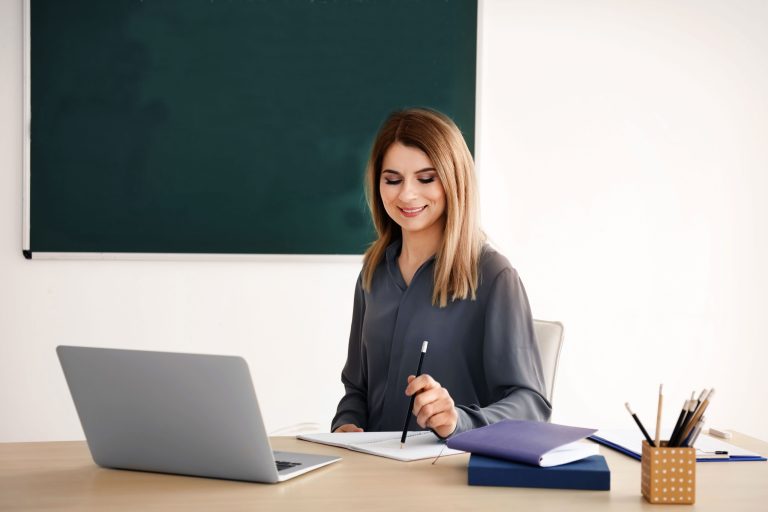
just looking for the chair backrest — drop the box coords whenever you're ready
[532,319,564,404]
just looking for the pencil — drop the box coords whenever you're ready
[688,388,710,423]
[694,388,707,411]
[625,402,655,447]
[400,341,428,448]
[678,389,715,445]
[654,384,663,447]
[669,392,696,447]
[672,389,708,446]
[685,415,706,447]
[668,399,689,447]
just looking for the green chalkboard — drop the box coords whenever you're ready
[29,0,476,255]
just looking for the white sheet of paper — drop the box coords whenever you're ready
[540,441,601,467]
[297,431,464,462]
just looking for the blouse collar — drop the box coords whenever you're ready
[384,238,437,290]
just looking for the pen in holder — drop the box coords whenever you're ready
[641,441,696,505]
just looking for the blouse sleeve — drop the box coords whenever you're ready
[451,267,552,436]
[330,274,369,432]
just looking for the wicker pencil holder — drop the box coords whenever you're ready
[641,441,696,505]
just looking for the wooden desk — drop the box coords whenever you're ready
[1,433,766,511]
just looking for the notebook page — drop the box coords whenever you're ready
[298,431,464,461]
[299,431,402,448]
[540,441,601,467]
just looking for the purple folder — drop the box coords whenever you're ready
[447,420,598,466]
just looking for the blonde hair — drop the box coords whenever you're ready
[362,108,485,307]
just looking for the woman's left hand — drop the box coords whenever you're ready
[405,374,458,439]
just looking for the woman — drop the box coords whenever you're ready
[332,108,551,438]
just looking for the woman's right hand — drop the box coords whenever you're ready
[334,424,364,433]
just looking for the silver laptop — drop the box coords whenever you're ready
[56,345,340,483]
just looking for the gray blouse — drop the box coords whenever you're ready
[331,240,551,436]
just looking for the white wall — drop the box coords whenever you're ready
[2,0,766,442]
[478,0,768,440]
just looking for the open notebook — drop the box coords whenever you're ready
[297,431,464,462]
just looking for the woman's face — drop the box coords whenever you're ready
[379,142,446,238]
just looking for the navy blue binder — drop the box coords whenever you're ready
[468,454,611,490]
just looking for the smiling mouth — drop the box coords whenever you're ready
[399,206,427,217]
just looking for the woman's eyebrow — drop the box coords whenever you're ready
[382,167,436,175]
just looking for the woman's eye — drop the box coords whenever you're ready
[418,177,435,184]
[384,178,402,185]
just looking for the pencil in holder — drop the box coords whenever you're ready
[641,441,695,504]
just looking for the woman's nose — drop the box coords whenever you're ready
[398,178,418,202]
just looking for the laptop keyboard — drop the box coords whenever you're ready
[275,460,302,471]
